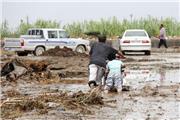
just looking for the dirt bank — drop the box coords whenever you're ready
[41,46,88,57]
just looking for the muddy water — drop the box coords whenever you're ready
[81,53,180,120]
[1,53,180,120]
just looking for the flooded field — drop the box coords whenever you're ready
[0,51,180,120]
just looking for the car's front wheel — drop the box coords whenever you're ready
[76,45,86,53]
[145,51,151,55]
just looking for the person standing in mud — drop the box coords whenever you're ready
[158,24,168,48]
[88,35,125,88]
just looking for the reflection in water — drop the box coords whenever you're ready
[158,69,180,83]
[159,69,165,81]
[124,70,150,81]
[124,68,180,89]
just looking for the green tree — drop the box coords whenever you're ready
[0,20,10,39]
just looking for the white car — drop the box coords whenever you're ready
[119,29,151,55]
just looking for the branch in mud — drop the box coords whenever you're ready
[1,88,108,119]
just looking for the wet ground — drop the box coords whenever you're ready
[0,51,180,120]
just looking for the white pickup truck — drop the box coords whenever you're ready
[4,28,90,56]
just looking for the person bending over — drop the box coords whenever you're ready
[88,35,124,88]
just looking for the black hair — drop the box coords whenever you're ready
[98,35,106,43]
[160,24,164,29]
[108,53,116,61]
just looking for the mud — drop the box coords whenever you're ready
[1,56,88,83]
[0,51,180,120]
[1,87,105,119]
[41,46,88,57]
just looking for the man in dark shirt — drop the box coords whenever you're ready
[88,35,125,88]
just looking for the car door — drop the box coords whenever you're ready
[58,31,76,49]
[27,29,46,49]
[46,30,60,49]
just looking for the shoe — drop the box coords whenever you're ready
[88,81,97,88]
[122,86,130,91]
[89,83,96,89]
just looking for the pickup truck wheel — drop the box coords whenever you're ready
[17,52,28,56]
[34,47,45,56]
[76,45,85,53]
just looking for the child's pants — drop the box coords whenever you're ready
[104,73,122,90]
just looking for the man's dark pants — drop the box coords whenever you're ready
[158,39,168,48]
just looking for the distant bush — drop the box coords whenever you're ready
[0,16,180,39]
[0,18,61,39]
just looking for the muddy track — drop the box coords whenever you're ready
[0,51,180,120]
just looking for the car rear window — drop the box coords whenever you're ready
[125,31,147,37]
[28,30,43,35]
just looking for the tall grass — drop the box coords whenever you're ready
[64,16,180,38]
[0,16,180,39]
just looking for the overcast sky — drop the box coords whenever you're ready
[1,0,180,29]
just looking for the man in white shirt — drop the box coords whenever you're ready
[158,24,168,48]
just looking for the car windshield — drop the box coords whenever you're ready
[125,31,147,37]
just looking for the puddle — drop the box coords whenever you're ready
[124,68,180,89]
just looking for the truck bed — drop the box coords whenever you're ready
[4,38,22,49]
